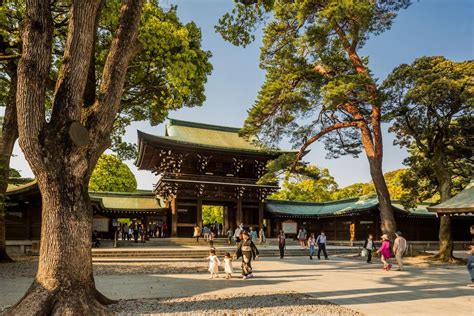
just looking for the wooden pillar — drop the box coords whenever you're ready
[258,201,264,230]
[197,197,203,228]
[144,216,150,241]
[236,199,243,227]
[224,205,230,232]
[171,197,177,237]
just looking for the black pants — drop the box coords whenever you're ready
[279,245,285,258]
[317,243,328,259]
[367,249,372,263]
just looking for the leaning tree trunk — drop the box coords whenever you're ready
[6,170,114,315]
[0,65,18,263]
[433,154,454,262]
[368,156,396,238]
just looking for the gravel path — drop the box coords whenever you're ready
[0,258,208,278]
[111,292,363,316]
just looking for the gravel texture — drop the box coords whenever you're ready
[111,292,363,316]
[0,258,208,278]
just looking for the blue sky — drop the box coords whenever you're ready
[8,0,474,189]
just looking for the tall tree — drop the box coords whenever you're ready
[6,0,211,314]
[89,154,137,192]
[383,56,473,262]
[217,0,411,237]
[0,0,21,263]
[0,0,211,263]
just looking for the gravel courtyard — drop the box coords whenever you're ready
[1,255,472,315]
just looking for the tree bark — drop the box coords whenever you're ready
[6,175,114,315]
[433,152,454,262]
[0,62,18,263]
[368,155,396,238]
[8,0,144,313]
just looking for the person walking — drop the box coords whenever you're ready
[278,230,286,259]
[308,233,316,259]
[234,225,242,244]
[223,252,233,279]
[203,226,210,241]
[209,230,216,248]
[235,231,259,279]
[259,226,266,245]
[207,248,221,279]
[226,227,234,245]
[377,234,392,271]
[193,225,202,243]
[467,245,474,287]
[297,228,305,248]
[250,227,258,242]
[393,231,407,271]
[363,234,376,263]
[316,231,328,260]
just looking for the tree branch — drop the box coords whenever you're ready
[50,0,101,124]
[86,0,144,161]
[291,121,360,171]
[16,0,53,168]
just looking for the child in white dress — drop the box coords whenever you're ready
[207,248,220,279]
[223,252,233,279]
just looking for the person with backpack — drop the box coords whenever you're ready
[393,231,408,271]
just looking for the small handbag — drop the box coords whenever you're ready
[361,248,368,257]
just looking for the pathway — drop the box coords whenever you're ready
[1,256,472,315]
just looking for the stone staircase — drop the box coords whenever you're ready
[91,238,360,261]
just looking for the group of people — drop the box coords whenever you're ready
[194,222,266,247]
[363,231,408,271]
[118,222,168,243]
[207,230,260,280]
[278,229,329,260]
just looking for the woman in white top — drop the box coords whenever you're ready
[207,249,221,279]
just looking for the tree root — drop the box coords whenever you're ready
[432,252,459,264]
[3,281,114,316]
[0,248,13,263]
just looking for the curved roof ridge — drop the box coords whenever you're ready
[167,118,242,133]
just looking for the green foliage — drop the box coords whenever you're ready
[89,154,137,192]
[270,164,338,202]
[271,167,410,202]
[202,205,223,225]
[383,56,474,207]
[0,1,212,161]
[217,0,410,159]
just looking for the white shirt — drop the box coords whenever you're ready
[316,234,327,244]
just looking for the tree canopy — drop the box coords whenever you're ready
[89,154,137,192]
[217,0,412,236]
[382,56,473,261]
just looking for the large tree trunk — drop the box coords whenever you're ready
[8,0,144,313]
[0,64,18,263]
[368,156,396,238]
[433,153,454,262]
[6,172,114,315]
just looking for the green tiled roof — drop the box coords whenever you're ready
[428,181,474,214]
[266,196,435,217]
[88,191,163,210]
[138,119,297,154]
